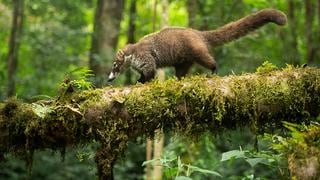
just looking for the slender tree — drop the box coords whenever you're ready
[89,0,125,87]
[146,1,160,179]
[186,0,198,28]
[288,0,300,65]
[7,0,24,97]
[152,1,168,179]
[127,0,136,44]
[317,0,320,61]
[125,0,137,85]
[304,0,316,64]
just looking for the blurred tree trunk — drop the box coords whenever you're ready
[288,0,300,65]
[186,0,198,28]
[152,1,168,179]
[125,0,137,85]
[317,0,320,61]
[146,138,153,180]
[89,0,125,87]
[152,0,158,32]
[146,2,158,179]
[304,0,316,64]
[7,0,24,97]
[127,0,136,44]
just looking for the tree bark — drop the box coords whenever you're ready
[1,67,320,179]
[89,0,125,87]
[304,0,316,64]
[7,0,24,97]
[317,0,320,61]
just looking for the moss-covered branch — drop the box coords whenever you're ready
[1,66,320,179]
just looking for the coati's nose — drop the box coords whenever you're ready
[108,72,116,82]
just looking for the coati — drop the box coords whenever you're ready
[108,9,287,83]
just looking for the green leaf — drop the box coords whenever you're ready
[141,158,159,166]
[245,158,269,167]
[175,176,193,180]
[32,103,53,118]
[186,165,222,177]
[256,61,278,74]
[164,167,178,178]
[221,150,246,161]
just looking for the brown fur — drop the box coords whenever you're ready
[108,9,287,83]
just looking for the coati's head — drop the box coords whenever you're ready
[108,44,134,82]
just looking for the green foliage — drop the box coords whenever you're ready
[0,146,97,180]
[264,122,320,154]
[262,122,320,179]
[256,61,278,74]
[142,156,222,179]
[221,149,281,168]
[60,67,94,92]
[221,148,287,179]
[31,103,53,118]
[0,0,94,99]
[221,150,246,161]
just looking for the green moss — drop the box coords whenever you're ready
[1,66,320,179]
[256,61,278,74]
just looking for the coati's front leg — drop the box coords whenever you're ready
[137,55,156,83]
[175,62,193,79]
[138,70,155,83]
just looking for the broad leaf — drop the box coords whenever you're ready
[175,176,193,180]
[221,150,246,161]
[245,158,269,167]
[186,165,222,177]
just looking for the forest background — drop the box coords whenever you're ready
[0,0,319,179]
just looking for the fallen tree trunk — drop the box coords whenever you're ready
[0,66,320,179]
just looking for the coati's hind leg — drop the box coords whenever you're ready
[190,43,217,73]
[175,62,193,79]
[194,52,217,73]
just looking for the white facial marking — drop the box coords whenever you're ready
[108,72,115,79]
[124,55,132,62]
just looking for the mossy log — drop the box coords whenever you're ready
[0,67,320,179]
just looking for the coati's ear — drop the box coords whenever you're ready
[125,43,133,48]
[123,44,135,54]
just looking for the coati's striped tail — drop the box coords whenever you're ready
[202,9,287,47]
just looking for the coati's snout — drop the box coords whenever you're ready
[108,71,117,82]
[108,61,121,82]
